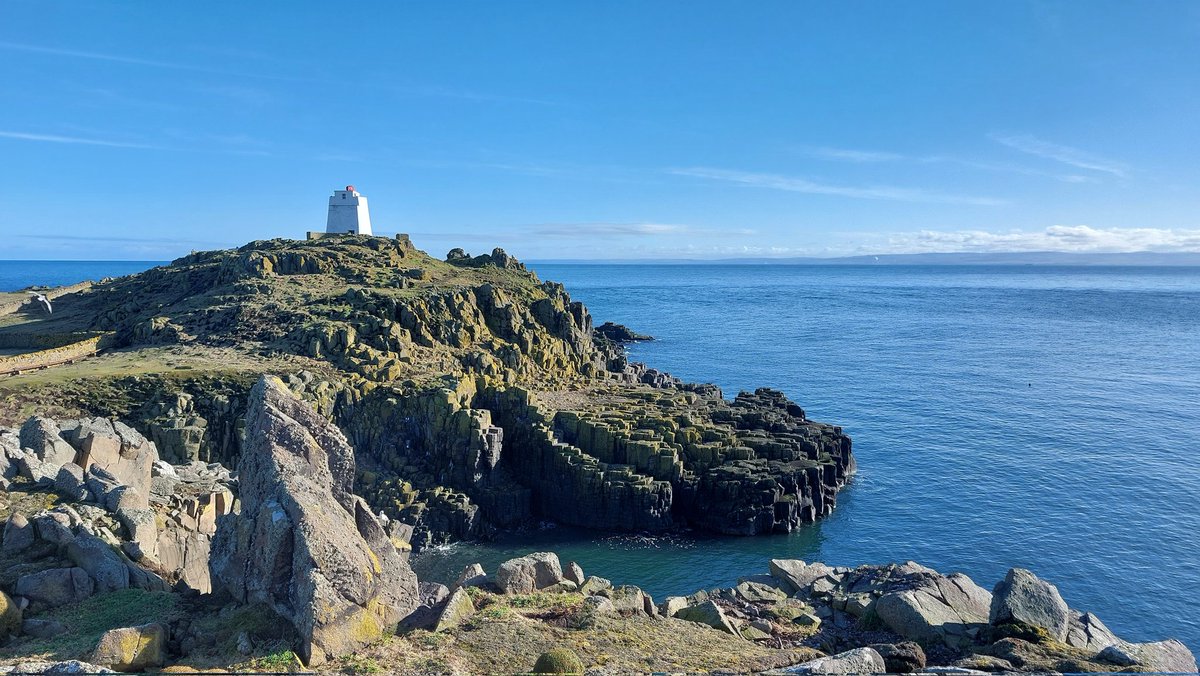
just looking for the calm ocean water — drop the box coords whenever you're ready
[3,260,1198,651]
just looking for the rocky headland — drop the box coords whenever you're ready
[0,235,1191,673]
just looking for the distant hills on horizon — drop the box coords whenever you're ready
[531,251,1200,266]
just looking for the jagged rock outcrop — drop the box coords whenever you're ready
[209,376,419,666]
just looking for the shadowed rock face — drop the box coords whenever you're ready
[210,376,419,666]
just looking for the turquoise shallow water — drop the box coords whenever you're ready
[3,260,1198,652]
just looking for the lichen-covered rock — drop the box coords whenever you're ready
[454,563,488,589]
[15,567,94,609]
[769,559,838,594]
[494,552,563,594]
[770,647,886,674]
[578,575,612,596]
[868,642,926,673]
[2,512,35,554]
[19,416,77,478]
[1098,639,1198,673]
[66,533,130,594]
[675,600,740,636]
[600,584,654,615]
[1064,611,1120,652]
[563,560,585,585]
[209,376,419,666]
[90,623,166,671]
[989,567,1070,641]
[432,587,475,632]
[0,589,22,639]
[873,571,991,648]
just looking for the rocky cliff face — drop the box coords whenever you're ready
[0,236,854,546]
[209,376,419,666]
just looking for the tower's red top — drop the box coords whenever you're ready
[345,185,355,192]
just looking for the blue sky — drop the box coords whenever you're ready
[2,1,1199,260]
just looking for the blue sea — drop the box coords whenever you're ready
[4,260,1199,653]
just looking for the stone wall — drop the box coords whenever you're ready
[0,333,112,376]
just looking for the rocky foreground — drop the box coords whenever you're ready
[0,376,1194,673]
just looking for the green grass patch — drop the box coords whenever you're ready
[0,588,182,661]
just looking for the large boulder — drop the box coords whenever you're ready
[494,552,563,594]
[432,587,475,632]
[1098,639,1198,673]
[1,590,22,639]
[66,534,130,593]
[91,623,166,671]
[19,417,78,475]
[769,559,838,594]
[2,512,36,554]
[989,567,1070,641]
[1064,611,1120,653]
[210,376,419,666]
[874,572,992,648]
[868,642,926,673]
[15,567,94,609]
[67,418,159,497]
[769,647,886,674]
[675,599,740,636]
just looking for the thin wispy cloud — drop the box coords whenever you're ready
[669,167,1006,206]
[0,41,193,70]
[1,41,556,106]
[0,130,160,149]
[805,145,1097,183]
[990,133,1129,178]
[529,222,755,238]
[0,128,271,157]
[803,146,904,163]
[16,234,229,246]
[881,225,1200,254]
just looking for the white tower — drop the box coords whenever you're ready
[326,185,373,235]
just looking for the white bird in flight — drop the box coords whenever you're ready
[28,292,52,314]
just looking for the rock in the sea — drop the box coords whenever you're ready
[1098,639,1198,673]
[91,623,166,671]
[494,552,563,594]
[595,321,653,342]
[874,571,992,648]
[868,642,926,673]
[209,376,419,666]
[989,567,1070,641]
[769,647,887,674]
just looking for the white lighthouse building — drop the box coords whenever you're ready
[325,185,373,235]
